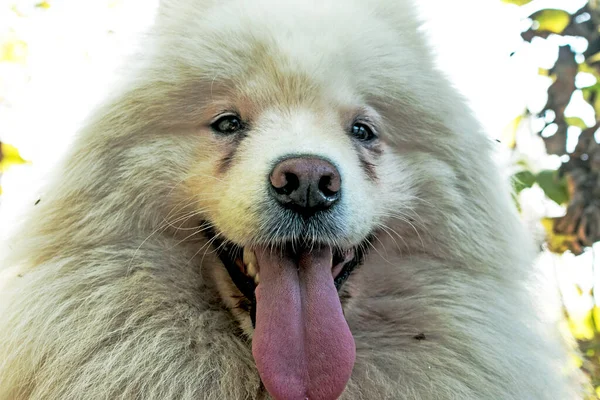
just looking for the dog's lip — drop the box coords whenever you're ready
[217,240,359,290]
[241,245,356,282]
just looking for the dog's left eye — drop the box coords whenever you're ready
[211,115,244,135]
[351,123,376,141]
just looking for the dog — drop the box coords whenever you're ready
[0,0,584,399]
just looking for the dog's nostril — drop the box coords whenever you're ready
[319,169,342,196]
[269,156,341,215]
[271,172,300,196]
[281,173,299,195]
[319,175,336,197]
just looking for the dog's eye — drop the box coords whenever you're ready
[211,115,243,135]
[351,123,376,141]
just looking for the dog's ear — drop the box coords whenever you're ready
[157,0,221,18]
[368,0,426,38]
[151,0,225,46]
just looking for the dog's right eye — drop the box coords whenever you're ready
[211,115,244,135]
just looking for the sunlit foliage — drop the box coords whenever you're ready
[507,0,600,394]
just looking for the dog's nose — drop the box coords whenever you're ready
[269,156,341,215]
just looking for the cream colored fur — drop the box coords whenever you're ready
[0,0,585,398]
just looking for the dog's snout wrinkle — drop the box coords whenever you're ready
[269,156,341,216]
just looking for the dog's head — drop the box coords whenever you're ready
[171,7,410,397]
[79,0,488,398]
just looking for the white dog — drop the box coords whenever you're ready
[0,0,584,399]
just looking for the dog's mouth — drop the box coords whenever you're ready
[206,227,367,400]
[214,238,365,320]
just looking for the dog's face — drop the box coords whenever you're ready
[192,99,383,249]
[178,15,407,398]
[112,1,463,398]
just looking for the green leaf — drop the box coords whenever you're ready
[581,82,600,102]
[531,9,571,33]
[501,115,522,149]
[536,170,569,205]
[513,170,536,193]
[0,142,26,169]
[588,52,600,65]
[541,217,582,255]
[0,35,28,64]
[565,117,588,129]
[502,0,533,5]
[592,97,600,119]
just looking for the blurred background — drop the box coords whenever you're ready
[1,0,599,396]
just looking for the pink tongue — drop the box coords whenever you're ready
[252,246,355,400]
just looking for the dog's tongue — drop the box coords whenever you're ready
[252,246,355,400]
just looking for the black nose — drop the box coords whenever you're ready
[269,156,341,216]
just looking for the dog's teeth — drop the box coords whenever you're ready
[247,263,259,284]
[243,248,257,269]
[246,261,257,276]
[243,248,259,284]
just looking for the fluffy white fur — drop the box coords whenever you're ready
[0,0,586,398]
